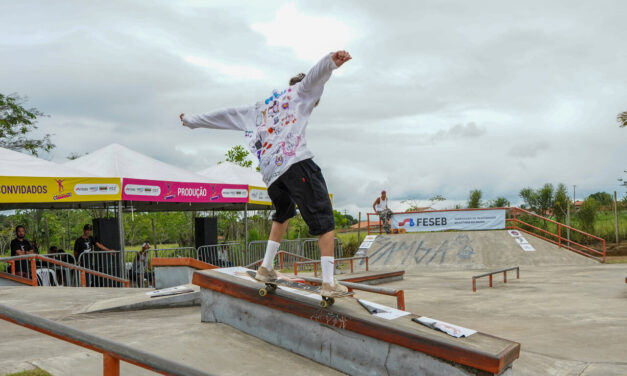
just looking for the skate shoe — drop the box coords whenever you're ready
[255,266,277,282]
[321,279,349,297]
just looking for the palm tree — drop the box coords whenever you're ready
[618,111,627,127]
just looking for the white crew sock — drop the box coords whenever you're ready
[321,256,335,285]
[261,240,281,270]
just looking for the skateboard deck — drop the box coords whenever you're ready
[246,270,353,308]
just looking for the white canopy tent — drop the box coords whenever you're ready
[65,143,207,183]
[197,161,266,187]
[0,147,94,177]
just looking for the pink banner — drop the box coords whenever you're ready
[122,178,248,203]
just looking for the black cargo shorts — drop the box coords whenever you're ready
[267,159,335,236]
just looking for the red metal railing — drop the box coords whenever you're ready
[293,256,369,277]
[472,267,520,292]
[0,304,212,376]
[0,254,130,287]
[507,207,606,262]
[367,207,606,262]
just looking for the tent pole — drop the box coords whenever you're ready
[244,203,248,254]
[117,201,125,252]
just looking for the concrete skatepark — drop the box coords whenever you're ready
[1,230,626,375]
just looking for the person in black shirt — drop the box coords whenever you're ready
[73,224,111,260]
[10,225,35,278]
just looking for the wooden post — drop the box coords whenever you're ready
[357,212,361,243]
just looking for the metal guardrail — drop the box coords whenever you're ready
[0,254,129,288]
[78,251,126,287]
[472,267,520,292]
[197,242,243,267]
[296,275,406,311]
[294,256,369,277]
[0,303,213,376]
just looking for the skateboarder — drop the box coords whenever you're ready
[180,50,352,297]
[373,190,393,233]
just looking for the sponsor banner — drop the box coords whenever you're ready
[122,178,248,203]
[247,185,334,206]
[248,185,272,205]
[391,209,506,232]
[0,176,121,203]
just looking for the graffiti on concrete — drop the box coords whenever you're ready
[361,234,476,266]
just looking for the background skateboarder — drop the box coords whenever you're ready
[180,50,352,297]
[373,190,393,233]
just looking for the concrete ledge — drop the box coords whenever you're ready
[193,269,519,375]
[152,257,217,289]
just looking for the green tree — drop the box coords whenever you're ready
[467,189,482,208]
[553,184,570,223]
[488,197,510,208]
[587,192,613,206]
[577,197,600,234]
[519,187,538,212]
[221,145,252,168]
[617,111,627,128]
[333,210,350,228]
[0,93,54,156]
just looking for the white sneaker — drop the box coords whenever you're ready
[321,279,349,297]
[255,266,277,282]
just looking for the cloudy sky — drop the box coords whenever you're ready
[2,0,626,216]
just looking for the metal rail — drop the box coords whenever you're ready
[0,303,213,376]
[472,267,520,293]
[293,256,369,277]
[296,275,405,310]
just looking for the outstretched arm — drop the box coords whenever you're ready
[180,105,254,132]
[298,50,352,99]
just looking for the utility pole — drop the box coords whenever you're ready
[573,185,576,206]
[615,191,620,244]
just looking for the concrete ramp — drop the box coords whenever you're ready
[193,268,519,376]
[361,230,598,270]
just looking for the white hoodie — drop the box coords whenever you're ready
[182,53,338,187]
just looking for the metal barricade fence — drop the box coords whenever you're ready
[197,242,244,267]
[247,241,268,266]
[298,238,343,273]
[124,250,153,288]
[38,253,78,286]
[151,247,197,259]
[78,251,126,288]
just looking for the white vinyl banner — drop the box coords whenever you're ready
[391,210,506,232]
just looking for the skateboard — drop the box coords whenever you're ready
[246,270,353,308]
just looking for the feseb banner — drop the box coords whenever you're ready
[122,178,248,203]
[0,176,121,203]
[391,209,506,232]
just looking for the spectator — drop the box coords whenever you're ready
[10,225,35,278]
[218,248,233,268]
[131,241,153,287]
[48,246,61,254]
[372,190,393,234]
[73,224,111,261]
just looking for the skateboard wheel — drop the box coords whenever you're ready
[327,297,335,305]
[319,300,329,308]
[259,288,268,297]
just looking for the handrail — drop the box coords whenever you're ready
[511,207,605,241]
[0,303,213,376]
[296,275,405,310]
[244,250,313,269]
[472,267,519,293]
[0,254,130,287]
[294,256,369,276]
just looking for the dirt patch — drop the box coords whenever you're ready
[605,243,627,256]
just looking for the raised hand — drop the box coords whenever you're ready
[179,113,185,125]
[332,50,352,68]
